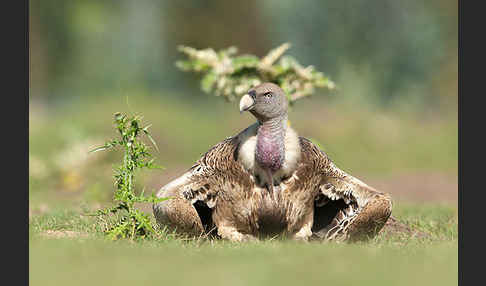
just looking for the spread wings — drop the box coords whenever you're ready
[154,132,393,240]
[156,134,383,211]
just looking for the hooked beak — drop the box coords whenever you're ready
[239,94,255,113]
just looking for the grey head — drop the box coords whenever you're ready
[239,82,288,122]
[239,82,290,192]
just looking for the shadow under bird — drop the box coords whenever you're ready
[153,82,393,241]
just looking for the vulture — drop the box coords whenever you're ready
[153,82,392,242]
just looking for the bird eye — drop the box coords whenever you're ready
[263,92,272,98]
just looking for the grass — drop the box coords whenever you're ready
[30,239,457,286]
[29,203,457,286]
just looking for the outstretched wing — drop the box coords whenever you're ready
[295,138,392,240]
[153,134,256,235]
[296,137,387,206]
[155,134,254,207]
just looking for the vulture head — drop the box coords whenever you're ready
[238,82,296,193]
[239,82,288,122]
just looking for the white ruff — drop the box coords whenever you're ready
[237,122,301,186]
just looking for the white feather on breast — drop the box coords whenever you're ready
[237,122,301,186]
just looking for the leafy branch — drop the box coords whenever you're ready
[176,43,336,104]
[89,112,170,240]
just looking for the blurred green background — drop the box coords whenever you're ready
[29,1,457,285]
[29,0,457,214]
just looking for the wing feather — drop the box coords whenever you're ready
[156,134,254,208]
[297,137,387,207]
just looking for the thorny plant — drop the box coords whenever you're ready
[89,112,170,240]
[176,43,336,104]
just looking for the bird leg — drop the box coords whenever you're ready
[217,225,258,242]
[292,208,314,241]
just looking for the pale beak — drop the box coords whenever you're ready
[239,94,255,113]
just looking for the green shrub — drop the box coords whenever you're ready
[176,43,335,104]
[89,112,169,240]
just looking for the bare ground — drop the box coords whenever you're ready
[365,171,457,204]
[40,230,90,239]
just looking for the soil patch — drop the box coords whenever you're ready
[41,230,90,239]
